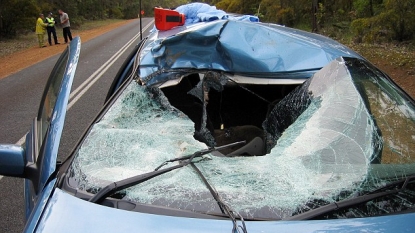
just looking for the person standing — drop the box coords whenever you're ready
[36,13,48,48]
[58,9,72,43]
[45,12,60,45]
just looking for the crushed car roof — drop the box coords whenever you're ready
[139,19,363,85]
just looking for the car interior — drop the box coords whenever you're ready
[160,72,302,156]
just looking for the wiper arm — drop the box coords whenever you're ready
[154,141,245,171]
[287,174,415,220]
[190,163,248,233]
[89,141,245,204]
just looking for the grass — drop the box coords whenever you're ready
[317,26,415,74]
[0,33,38,57]
[2,19,414,76]
[288,22,414,73]
[0,19,124,58]
[347,42,415,69]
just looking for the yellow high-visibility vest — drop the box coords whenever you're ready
[46,17,55,27]
[36,17,47,34]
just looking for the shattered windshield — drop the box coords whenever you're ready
[68,58,415,220]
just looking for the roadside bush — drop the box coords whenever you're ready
[351,12,409,43]
[70,17,85,29]
[0,0,39,39]
[109,7,124,19]
[122,2,141,19]
[351,0,415,43]
[317,21,351,42]
[276,7,294,27]
[350,18,373,43]
[385,0,415,42]
[257,0,279,23]
[216,0,240,13]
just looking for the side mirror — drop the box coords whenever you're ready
[0,144,26,177]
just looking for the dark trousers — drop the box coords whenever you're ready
[63,27,73,43]
[46,27,59,45]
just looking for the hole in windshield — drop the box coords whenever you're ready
[67,58,415,220]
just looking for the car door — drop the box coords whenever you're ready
[0,37,81,225]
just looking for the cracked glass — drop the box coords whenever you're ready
[68,58,415,220]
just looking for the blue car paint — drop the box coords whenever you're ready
[5,14,414,232]
[24,180,56,233]
[0,144,25,176]
[20,37,81,224]
[24,125,36,219]
[139,20,363,86]
[37,37,81,191]
[35,187,415,232]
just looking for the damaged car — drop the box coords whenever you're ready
[1,3,415,232]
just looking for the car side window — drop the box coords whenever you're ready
[36,48,69,152]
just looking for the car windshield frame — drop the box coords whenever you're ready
[62,55,415,220]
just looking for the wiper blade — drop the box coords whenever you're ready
[287,174,415,220]
[88,141,245,204]
[190,163,247,233]
[154,141,245,171]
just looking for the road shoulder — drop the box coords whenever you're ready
[0,19,136,80]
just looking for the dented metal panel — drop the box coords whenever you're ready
[138,20,362,86]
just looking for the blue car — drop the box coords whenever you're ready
[1,3,415,232]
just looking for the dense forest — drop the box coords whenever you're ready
[1,0,414,43]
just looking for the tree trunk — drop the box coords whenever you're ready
[312,0,318,32]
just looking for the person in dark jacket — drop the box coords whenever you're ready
[45,12,60,45]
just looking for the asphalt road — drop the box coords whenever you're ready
[0,18,154,233]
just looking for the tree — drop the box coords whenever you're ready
[385,0,415,41]
[0,0,39,39]
[2,0,415,43]
[351,0,415,42]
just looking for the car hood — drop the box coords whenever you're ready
[139,20,363,85]
[35,188,415,232]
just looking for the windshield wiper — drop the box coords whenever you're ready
[88,141,245,204]
[287,174,415,220]
[190,163,247,233]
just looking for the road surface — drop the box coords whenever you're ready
[0,18,154,233]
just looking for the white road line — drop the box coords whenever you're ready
[67,21,153,110]
[1,21,154,181]
[13,20,154,147]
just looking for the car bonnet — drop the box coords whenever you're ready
[36,187,415,232]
